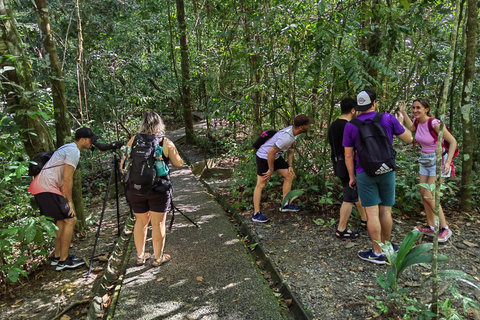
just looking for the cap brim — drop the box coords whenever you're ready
[90,135,101,141]
[355,104,371,111]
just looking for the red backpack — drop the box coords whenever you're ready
[414,117,459,176]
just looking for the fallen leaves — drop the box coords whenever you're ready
[196,276,204,282]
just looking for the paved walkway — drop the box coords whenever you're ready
[114,125,283,319]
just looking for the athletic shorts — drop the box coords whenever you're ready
[34,192,72,223]
[356,171,395,207]
[256,156,289,176]
[340,177,358,203]
[419,152,451,178]
[126,188,171,213]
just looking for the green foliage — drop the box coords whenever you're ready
[371,230,479,319]
[0,215,57,284]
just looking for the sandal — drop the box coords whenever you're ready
[152,254,171,267]
[136,253,151,266]
[336,229,360,239]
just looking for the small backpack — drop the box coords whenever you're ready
[124,134,160,196]
[28,151,55,176]
[252,129,277,150]
[350,112,396,177]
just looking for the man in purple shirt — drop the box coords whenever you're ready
[343,89,412,264]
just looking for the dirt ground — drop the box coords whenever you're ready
[180,140,480,320]
[0,200,130,320]
[2,135,480,320]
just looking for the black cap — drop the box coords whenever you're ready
[293,114,314,127]
[356,89,377,111]
[75,127,100,141]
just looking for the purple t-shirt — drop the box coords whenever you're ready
[343,112,405,174]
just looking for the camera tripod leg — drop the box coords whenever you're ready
[87,157,116,277]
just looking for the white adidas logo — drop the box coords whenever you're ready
[375,163,393,175]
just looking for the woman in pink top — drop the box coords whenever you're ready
[400,99,457,242]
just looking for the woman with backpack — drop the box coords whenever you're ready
[121,111,184,266]
[399,99,458,242]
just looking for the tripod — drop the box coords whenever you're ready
[167,185,199,231]
[87,154,128,277]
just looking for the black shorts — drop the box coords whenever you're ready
[256,156,289,176]
[126,188,171,213]
[340,177,359,203]
[34,192,72,223]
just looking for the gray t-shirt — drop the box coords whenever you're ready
[29,142,80,195]
[256,126,296,160]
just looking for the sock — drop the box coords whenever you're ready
[442,226,449,230]
[373,251,383,256]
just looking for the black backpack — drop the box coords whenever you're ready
[252,129,277,150]
[124,134,160,196]
[28,151,55,176]
[350,112,396,177]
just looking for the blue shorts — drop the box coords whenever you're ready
[419,152,451,178]
[356,171,395,207]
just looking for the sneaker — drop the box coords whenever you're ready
[50,254,82,266]
[252,211,269,223]
[438,227,452,243]
[392,244,400,253]
[279,203,300,212]
[358,249,387,265]
[415,225,434,236]
[55,256,85,271]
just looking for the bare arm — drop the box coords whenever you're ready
[62,164,75,216]
[164,138,184,168]
[397,129,413,144]
[434,123,457,173]
[398,100,416,132]
[345,147,356,188]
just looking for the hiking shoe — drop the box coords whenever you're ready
[415,225,434,236]
[252,211,269,223]
[438,227,452,243]
[279,203,300,212]
[55,256,85,271]
[50,254,82,266]
[358,249,387,265]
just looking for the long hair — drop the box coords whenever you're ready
[139,111,165,136]
[413,98,431,116]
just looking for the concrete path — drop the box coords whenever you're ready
[114,125,283,319]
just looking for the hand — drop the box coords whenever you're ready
[398,100,406,113]
[67,201,75,217]
[262,170,273,181]
[396,111,404,124]
[442,161,451,175]
[287,166,296,177]
[348,176,356,189]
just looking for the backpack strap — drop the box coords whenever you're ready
[372,112,384,123]
[427,117,438,144]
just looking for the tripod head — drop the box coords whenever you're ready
[91,140,124,152]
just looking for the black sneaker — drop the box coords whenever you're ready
[55,256,85,271]
[50,254,82,266]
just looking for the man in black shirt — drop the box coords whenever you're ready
[328,98,366,239]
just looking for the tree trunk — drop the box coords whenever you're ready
[33,0,70,148]
[175,0,195,143]
[0,0,54,157]
[431,0,462,316]
[460,0,477,211]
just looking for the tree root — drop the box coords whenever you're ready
[52,299,91,320]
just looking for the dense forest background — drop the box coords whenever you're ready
[0,0,478,286]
